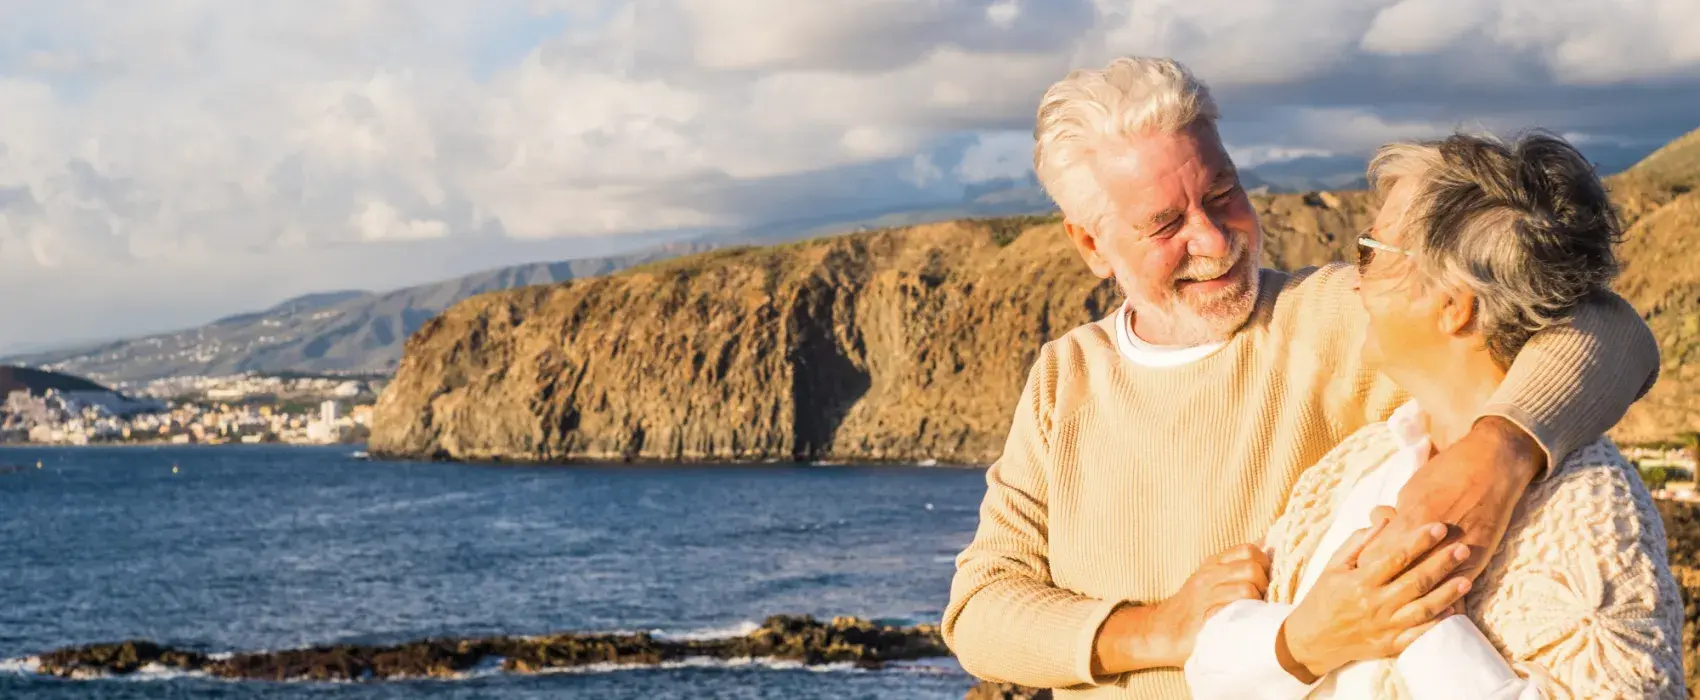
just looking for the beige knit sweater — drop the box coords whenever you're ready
[1262,425,1685,698]
[942,263,1660,699]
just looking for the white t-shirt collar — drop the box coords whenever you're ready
[1113,300,1230,368]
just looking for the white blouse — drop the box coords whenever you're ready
[1183,401,1538,699]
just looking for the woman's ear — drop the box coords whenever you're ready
[1064,221,1116,280]
[1438,287,1477,336]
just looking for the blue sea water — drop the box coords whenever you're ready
[0,446,989,699]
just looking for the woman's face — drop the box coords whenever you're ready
[1358,178,1450,376]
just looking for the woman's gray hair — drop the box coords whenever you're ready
[1368,131,1622,368]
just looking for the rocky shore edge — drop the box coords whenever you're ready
[27,615,948,682]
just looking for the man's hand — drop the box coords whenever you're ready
[1360,415,1544,579]
[1092,544,1270,675]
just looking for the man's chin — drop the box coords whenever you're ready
[1179,276,1258,337]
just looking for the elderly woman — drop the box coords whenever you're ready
[1183,132,1685,699]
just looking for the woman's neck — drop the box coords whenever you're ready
[1402,345,1508,451]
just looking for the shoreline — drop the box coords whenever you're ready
[19,615,949,683]
[0,441,363,450]
[0,443,988,469]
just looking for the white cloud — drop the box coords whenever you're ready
[904,153,944,188]
[0,0,1697,345]
[1361,0,1491,55]
[353,201,449,242]
[1228,145,1338,169]
[956,131,1036,183]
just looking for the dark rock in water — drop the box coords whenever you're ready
[209,639,491,682]
[36,640,207,678]
[713,615,948,666]
[963,681,1052,700]
[29,615,947,682]
[497,633,670,673]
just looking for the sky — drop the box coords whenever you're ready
[2,0,1698,348]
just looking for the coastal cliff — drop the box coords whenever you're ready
[371,127,1700,462]
[370,192,1377,464]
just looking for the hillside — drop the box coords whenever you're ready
[3,242,714,386]
[0,365,111,397]
[0,158,1414,388]
[367,188,1378,463]
[1603,128,1700,443]
[369,126,1700,462]
[1,178,1077,386]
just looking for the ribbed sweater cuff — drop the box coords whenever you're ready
[1478,402,1557,482]
[1069,598,1127,687]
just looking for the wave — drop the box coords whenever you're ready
[0,657,216,683]
[532,657,868,676]
[650,620,762,641]
[0,657,39,675]
[1,653,966,684]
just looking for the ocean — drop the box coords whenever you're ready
[0,445,989,699]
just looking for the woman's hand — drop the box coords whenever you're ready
[1276,517,1473,682]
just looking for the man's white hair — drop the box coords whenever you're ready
[1033,57,1219,233]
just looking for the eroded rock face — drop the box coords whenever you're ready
[369,194,1381,465]
[30,615,948,682]
[370,126,1700,461]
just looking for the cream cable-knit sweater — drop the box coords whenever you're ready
[942,264,1661,699]
[1261,424,1686,699]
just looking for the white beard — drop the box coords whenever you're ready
[1125,235,1261,346]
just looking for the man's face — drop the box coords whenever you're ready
[1066,121,1262,345]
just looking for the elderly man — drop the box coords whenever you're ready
[941,57,1659,699]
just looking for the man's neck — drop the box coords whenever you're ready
[1129,307,1216,348]
[1403,345,1508,451]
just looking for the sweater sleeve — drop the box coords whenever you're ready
[941,344,1124,689]
[1466,450,1687,699]
[1298,263,1659,472]
[1480,290,1660,467]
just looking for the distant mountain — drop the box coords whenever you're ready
[3,241,717,386]
[1247,155,1372,193]
[1238,141,1657,196]
[0,166,1190,387]
[3,178,1061,386]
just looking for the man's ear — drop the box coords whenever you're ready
[1438,287,1477,336]
[1064,220,1116,280]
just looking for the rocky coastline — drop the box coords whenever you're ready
[367,198,1377,466]
[364,127,1700,465]
[29,615,948,682]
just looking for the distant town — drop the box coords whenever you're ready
[0,369,386,447]
[3,363,1700,503]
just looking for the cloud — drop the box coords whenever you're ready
[1,0,1698,345]
[956,131,1037,183]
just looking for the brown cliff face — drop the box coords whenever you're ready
[1601,128,1700,444]
[372,127,1700,463]
[370,191,1376,464]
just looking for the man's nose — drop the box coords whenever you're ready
[1184,214,1232,258]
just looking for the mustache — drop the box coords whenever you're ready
[1173,233,1248,283]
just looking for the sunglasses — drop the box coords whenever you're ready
[1356,230,1414,275]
